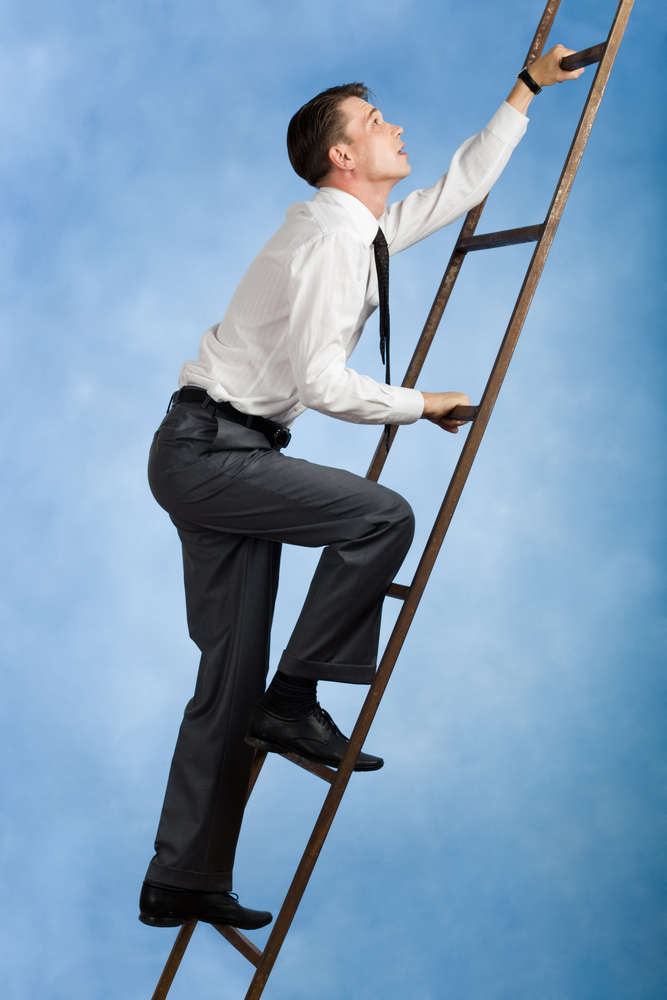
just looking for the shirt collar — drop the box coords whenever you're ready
[314,186,381,247]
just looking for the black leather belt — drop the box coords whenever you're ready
[168,387,292,450]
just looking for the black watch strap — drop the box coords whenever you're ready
[517,67,542,95]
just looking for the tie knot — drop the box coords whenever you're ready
[373,227,388,249]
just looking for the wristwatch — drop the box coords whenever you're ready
[517,67,542,95]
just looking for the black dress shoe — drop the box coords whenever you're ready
[139,881,273,929]
[245,702,384,771]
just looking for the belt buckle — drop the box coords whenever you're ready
[273,427,291,449]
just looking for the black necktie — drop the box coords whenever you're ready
[373,227,391,451]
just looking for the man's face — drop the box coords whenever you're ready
[333,96,411,185]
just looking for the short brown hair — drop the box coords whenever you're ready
[287,82,370,188]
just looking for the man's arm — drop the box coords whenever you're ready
[384,45,584,260]
[383,103,528,256]
[420,45,585,433]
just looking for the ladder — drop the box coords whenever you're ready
[149,1,634,995]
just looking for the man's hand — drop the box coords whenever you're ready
[420,391,471,434]
[529,45,586,87]
[507,45,585,115]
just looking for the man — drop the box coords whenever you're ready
[139,46,584,931]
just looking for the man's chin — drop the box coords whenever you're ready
[384,163,412,189]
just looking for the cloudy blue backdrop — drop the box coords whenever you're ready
[1,1,664,997]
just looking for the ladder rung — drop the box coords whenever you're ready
[448,405,479,421]
[214,925,263,967]
[279,750,336,783]
[561,42,606,71]
[386,583,410,600]
[457,224,543,253]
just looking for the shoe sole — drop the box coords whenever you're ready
[139,912,272,930]
[245,734,383,771]
[139,913,184,927]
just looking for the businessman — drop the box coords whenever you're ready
[139,45,584,931]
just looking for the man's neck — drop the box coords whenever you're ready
[318,175,396,220]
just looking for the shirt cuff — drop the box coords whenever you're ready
[485,101,529,148]
[387,386,424,424]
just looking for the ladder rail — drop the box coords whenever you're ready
[525,0,563,70]
[150,921,197,1000]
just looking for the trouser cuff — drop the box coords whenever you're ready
[278,650,376,684]
[145,858,233,892]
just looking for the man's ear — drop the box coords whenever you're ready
[328,144,355,173]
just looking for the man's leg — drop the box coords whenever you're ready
[146,523,281,892]
[142,403,414,915]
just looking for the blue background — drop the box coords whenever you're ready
[1,1,665,997]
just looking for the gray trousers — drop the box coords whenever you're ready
[145,400,414,891]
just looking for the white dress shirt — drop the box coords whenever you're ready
[179,101,528,427]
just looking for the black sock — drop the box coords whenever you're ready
[258,671,317,718]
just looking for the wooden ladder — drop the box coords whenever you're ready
[149,1,634,995]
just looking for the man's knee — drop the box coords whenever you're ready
[397,495,416,546]
[379,489,415,553]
